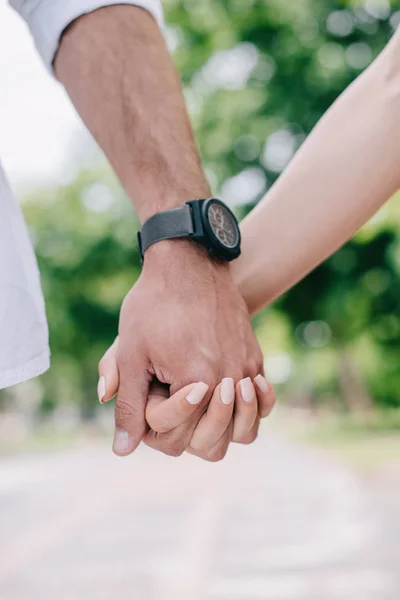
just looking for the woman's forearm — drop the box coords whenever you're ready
[232,30,400,316]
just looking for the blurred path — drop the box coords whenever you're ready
[0,433,399,600]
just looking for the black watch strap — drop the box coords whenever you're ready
[138,204,194,260]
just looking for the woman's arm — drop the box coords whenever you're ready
[232,29,400,316]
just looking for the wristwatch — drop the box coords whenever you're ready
[138,198,241,262]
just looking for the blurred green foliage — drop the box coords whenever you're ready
[9,0,400,416]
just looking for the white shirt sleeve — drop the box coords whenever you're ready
[9,0,164,72]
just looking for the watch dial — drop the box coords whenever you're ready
[207,202,239,248]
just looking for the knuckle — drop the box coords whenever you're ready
[207,446,227,463]
[116,343,146,372]
[164,443,185,458]
[247,343,264,375]
[152,431,187,457]
[203,374,218,391]
[257,360,265,375]
[190,432,220,454]
[115,397,140,429]
[233,426,257,445]
[193,361,218,388]
[255,348,265,367]
[246,360,259,379]
[242,427,259,445]
[233,431,244,444]
[189,438,204,453]
[223,366,243,385]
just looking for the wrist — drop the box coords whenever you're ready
[143,238,231,274]
[133,186,211,225]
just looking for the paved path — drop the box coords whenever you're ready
[0,433,399,600]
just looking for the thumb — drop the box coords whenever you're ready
[98,337,120,404]
[113,343,150,457]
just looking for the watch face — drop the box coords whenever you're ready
[207,202,239,249]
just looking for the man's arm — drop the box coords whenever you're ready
[54,6,263,457]
[54,6,209,221]
[231,28,400,315]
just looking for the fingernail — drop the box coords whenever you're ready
[113,429,130,454]
[254,374,269,393]
[186,382,209,405]
[220,378,234,405]
[240,377,254,403]
[97,376,106,403]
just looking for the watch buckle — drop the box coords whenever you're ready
[137,231,144,264]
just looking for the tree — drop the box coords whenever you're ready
[4,0,399,415]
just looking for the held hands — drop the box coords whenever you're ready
[99,342,276,460]
[98,239,276,461]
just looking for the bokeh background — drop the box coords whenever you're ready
[0,1,399,599]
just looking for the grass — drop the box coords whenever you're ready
[304,426,400,471]
[272,408,400,472]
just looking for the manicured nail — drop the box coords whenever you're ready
[254,374,269,393]
[220,378,234,405]
[240,377,254,403]
[113,429,130,454]
[186,382,209,405]
[97,376,106,403]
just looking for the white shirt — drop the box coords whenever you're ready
[1,0,163,389]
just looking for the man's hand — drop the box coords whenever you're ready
[112,239,264,456]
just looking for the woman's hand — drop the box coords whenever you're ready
[98,338,276,461]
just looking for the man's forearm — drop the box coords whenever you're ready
[232,29,400,315]
[54,5,210,223]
